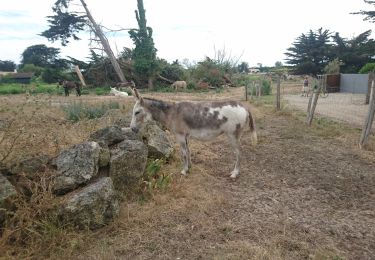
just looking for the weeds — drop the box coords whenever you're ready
[0,172,75,259]
[62,101,120,122]
[142,159,172,194]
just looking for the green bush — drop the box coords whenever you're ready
[95,87,110,95]
[0,84,24,95]
[62,101,120,122]
[143,159,171,192]
[359,63,375,74]
[246,80,271,96]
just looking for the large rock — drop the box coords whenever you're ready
[0,174,17,228]
[121,127,141,141]
[109,140,148,190]
[10,154,50,179]
[54,141,101,195]
[59,177,119,229]
[89,126,126,146]
[140,122,174,159]
[0,174,17,209]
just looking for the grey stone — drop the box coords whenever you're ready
[109,139,148,190]
[89,125,126,146]
[0,174,17,227]
[140,122,174,159]
[98,146,110,168]
[54,141,100,195]
[0,174,17,208]
[121,127,141,141]
[59,177,119,229]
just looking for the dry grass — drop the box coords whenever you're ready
[1,88,374,259]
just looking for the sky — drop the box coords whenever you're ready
[0,0,373,67]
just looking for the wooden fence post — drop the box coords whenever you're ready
[366,72,375,105]
[307,84,321,126]
[245,84,248,101]
[276,75,281,110]
[359,80,375,148]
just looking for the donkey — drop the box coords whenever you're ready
[129,85,257,179]
[58,80,81,96]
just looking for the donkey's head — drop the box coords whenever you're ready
[129,83,152,133]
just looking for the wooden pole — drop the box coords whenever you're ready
[245,84,248,101]
[359,80,375,148]
[74,65,86,87]
[307,84,321,126]
[276,75,281,110]
[365,72,374,105]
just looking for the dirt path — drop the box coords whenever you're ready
[77,105,375,260]
[284,93,374,129]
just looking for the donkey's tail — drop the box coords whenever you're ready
[248,110,257,146]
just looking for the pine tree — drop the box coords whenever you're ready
[129,0,158,89]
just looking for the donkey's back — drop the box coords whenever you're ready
[173,101,256,143]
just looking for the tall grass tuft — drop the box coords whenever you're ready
[62,101,120,122]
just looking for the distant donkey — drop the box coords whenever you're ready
[58,80,82,96]
[127,82,257,178]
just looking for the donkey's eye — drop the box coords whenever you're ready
[135,111,141,115]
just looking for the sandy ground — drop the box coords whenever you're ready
[284,93,374,129]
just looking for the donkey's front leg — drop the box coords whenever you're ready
[176,134,190,175]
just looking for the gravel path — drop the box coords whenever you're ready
[284,93,374,128]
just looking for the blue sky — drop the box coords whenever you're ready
[0,0,373,67]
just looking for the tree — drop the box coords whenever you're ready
[20,44,68,69]
[237,62,250,73]
[285,28,333,75]
[352,0,375,23]
[275,61,283,67]
[331,30,375,73]
[359,62,375,73]
[129,0,158,89]
[323,58,343,74]
[0,60,16,72]
[41,0,129,83]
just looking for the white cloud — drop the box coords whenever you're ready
[0,0,373,66]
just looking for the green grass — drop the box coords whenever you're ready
[62,101,120,122]
[0,84,25,95]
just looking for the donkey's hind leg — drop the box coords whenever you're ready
[177,134,190,175]
[228,134,241,179]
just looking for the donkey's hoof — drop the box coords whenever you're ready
[181,170,188,176]
[230,170,239,179]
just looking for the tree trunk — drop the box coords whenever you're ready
[79,0,128,83]
[74,65,86,86]
[158,74,174,84]
[148,77,154,90]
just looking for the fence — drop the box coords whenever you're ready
[340,74,369,94]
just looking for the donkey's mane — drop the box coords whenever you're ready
[143,98,174,113]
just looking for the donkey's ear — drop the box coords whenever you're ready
[133,87,142,101]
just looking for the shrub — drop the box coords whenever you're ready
[62,101,120,122]
[359,63,375,74]
[18,64,44,77]
[95,87,110,95]
[0,84,24,95]
[143,159,172,192]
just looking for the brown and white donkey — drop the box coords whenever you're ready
[128,83,257,178]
